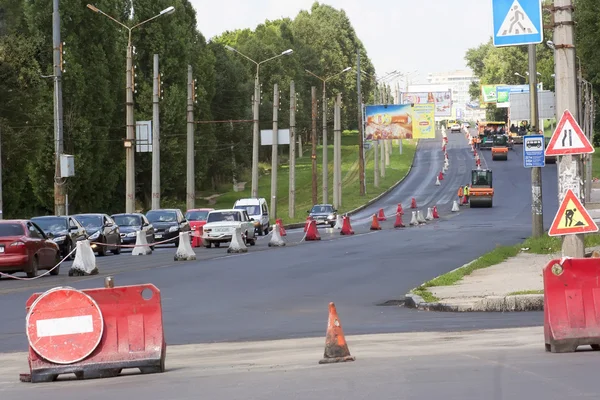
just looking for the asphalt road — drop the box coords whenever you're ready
[0,129,560,353]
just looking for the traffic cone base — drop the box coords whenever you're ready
[370,214,382,230]
[340,216,355,235]
[319,302,355,364]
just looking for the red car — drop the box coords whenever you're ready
[0,220,61,278]
[185,208,214,234]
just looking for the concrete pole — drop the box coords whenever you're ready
[251,65,260,198]
[311,86,318,205]
[322,81,328,204]
[335,93,342,208]
[374,139,380,188]
[270,83,279,219]
[380,137,385,178]
[0,125,2,219]
[357,50,366,196]
[289,81,296,219]
[151,54,160,210]
[52,0,66,216]
[554,0,584,257]
[529,44,543,238]
[186,65,195,210]
[333,95,339,209]
[585,85,594,202]
[125,31,135,213]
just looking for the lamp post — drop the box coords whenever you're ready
[225,45,293,198]
[87,4,175,213]
[305,67,352,204]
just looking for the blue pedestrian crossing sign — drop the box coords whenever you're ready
[492,0,543,47]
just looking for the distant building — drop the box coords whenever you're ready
[426,69,485,121]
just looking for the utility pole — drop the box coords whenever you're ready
[0,125,3,220]
[311,86,318,205]
[333,93,342,209]
[554,0,584,257]
[270,83,279,219]
[374,138,380,188]
[151,54,161,210]
[322,81,329,204]
[125,30,135,213]
[186,65,195,210]
[251,67,260,198]
[357,51,365,196]
[52,0,66,216]
[289,80,296,219]
[529,44,543,237]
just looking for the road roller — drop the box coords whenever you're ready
[491,135,509,161]
[469,169,494,208]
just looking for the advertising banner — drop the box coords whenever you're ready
[365,104,435,140]
[482,84,543,106]
[481,85,498,103]
[412,103,436,139]
[402,91,452,117]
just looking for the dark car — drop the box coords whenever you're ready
[308,204,338,227]
[73,214,121,256]
[0,220,61,278]
[31,215,88,259]
[145,209,191,247]
[112,213,155,249]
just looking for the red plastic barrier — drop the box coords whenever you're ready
[24,284,166,383]
[191,227,203,248]
[544,258,600,353]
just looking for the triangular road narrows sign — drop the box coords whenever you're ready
[546,110,594,156]
[496,0,539,37]
[548,189,599,236]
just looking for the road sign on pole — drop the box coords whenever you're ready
[549,189,599,236]
[546,110,595,156]
[492,0,543,47]
[523,134,545,168]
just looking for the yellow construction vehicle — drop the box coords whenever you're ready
[469,169,494,208]
[491,135,509,161]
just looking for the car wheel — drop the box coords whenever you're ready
[97,241,107,257]
[49,252,61,276]
[249,239,256,246]
[264,225,269,235]
[203,241,212,249]
[214,242,220,248]
[330,222,335,228]
[66,240,75,260]
[111,238,121,255]
[258,228,263,236]
[27,256,39,278]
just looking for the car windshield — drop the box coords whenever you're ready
[234,205,260,216]
[0,223,25,237]
[186,210,209,221]
[311,205,333,214]
[75,215,103,231]
[207,211,241,223]
[147,210,177,223]
[113,215,141,227]
[31,217,67,234]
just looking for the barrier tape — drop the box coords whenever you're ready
[0,245,78,281]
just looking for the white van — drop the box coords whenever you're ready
[233,198,270,236]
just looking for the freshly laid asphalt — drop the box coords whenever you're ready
[0,130,559,353]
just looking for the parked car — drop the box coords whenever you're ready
[112,213,156,249]
[73,214,121,256]
[451,123,462,132]
[308,204,338,227]
[31,215,88,259]
[186,208,214,236]
[202,209,256,248]
[145,209,190,247]
[0,220,61,278]
[233,198,270,235]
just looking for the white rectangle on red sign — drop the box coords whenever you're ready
[36,315,94,337]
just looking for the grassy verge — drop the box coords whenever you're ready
[410,233,600,302]
[195,132,417,223]
[592,150,600,181]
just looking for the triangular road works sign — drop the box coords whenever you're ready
[496,0,539,37]
[546,110,595,156]
[549,189,599,237]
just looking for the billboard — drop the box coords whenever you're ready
[364,104,435,140]
[481,85,498,103]
[481,84,543,106]
[401,91,452,117]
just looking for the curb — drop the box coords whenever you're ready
[283,139,421,230]
[404,293,544,312]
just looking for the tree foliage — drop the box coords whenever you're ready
[0,0,374,217]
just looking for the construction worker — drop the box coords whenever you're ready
[457,186,464,204]
[463,184,470,204]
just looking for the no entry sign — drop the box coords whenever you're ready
[26,287,104,365]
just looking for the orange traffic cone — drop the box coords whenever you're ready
[370,214,382,230]
[438,171,444,181]
[276,219,287,236]
[191,228,203,248]
[411,198,417,209]
[394,212,405,228]
[318,302,356,364]
[432,206,440,219]
[305,220,321,241]
[303,216,312,233]
[340,216,355,235]
[377,208,386,221]
[397,203,404,215]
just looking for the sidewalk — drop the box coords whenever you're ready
[405,246,600,312]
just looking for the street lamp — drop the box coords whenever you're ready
[224,45,293,198]
[87,4,175,213]
[305,66,352,204]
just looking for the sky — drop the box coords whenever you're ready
[191,0,495,85]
